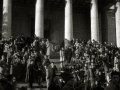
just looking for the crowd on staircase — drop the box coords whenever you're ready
[0,35,120,90]
[58,38,120,90]
[0,34,54,90]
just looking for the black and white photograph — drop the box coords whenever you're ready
[0,0,120,90]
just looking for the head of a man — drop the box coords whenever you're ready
[51,62,54,67]
[111,71,119,85]
[39,50,42,54]
[53,76,60,85]
[61,47,64,50]
[1,55,4,60]
[44,59,50,67]
[44,55,48,59]
[67,79,76,90]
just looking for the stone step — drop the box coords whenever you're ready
[51,51,60,59]
[17,82,47,90]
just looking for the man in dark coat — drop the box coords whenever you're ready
[35,52,42,66]
[62,79,76,90]
[41,40,47,55]
[25,34,31,46]
[93,78,106,90]
[0,78,7,90]
[34,62,43,87]
[0,42,4,59]
[4,75,15,90]
[105,71,120,90]
[48,76,61,90]
[51,62,57,81]
[34,38,40,53]
[28,60,35,88]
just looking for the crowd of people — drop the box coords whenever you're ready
[0,34,120,90]
[58,38,120,90]
[0,34,57,90]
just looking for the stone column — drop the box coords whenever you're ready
[65,0,73,41]
[2,0,12,39]
[91,0,99,41]
[35,0,44,38]
[115,2,120,47]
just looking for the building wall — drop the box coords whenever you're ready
[0,6,91,44]
[101,10,108,43]
[44,9,91,44]
[2,5,117,45]
[0,5,117,45]
[12,6,35,37]
[73,13,90,40]
[45,9,64,45]
[107,10,116,44]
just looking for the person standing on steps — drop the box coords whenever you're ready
[43,59,53,89]
[46,40,51,59]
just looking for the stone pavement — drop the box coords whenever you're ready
[17,82,47,90]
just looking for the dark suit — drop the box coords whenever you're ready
[93,85,104,90]
[35,40,39,53]
[48,82,60,90]
[5,82,15,90]
[28,64,34,88]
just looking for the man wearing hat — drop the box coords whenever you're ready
[4,75,14,90]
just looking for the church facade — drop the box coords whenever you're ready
[0,0,118,46]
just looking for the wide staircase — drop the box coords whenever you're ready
[51,51,60,59]
[50,43,60,59]
[17,48,61,90]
